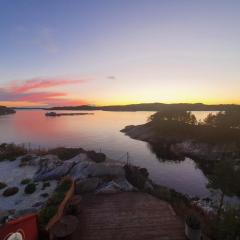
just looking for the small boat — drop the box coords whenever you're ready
[45,112,57,117]
[45,112,94,117]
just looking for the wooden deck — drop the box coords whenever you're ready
[71,192,185,240]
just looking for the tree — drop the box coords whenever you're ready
[203,113,217,126]
[204,111,240,129]
[148,109,197,125]
[207,160,239,218]
[216,207,240,239]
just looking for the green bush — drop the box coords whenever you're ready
[0,143,27,161]
[19,155,33,167]
[124,165,148,190]
[38,205,58,227]
[21,178,32,185]
[186,215,201,230]
[210,208,240,239]
[55,179,71,192]
[0,181,7,189]
[148,111,240,145]
[38,178,72,227]
[48,147,85,160]
[151,184,172,201]
[24,183,36,194]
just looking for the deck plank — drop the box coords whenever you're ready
[71,192,185,240]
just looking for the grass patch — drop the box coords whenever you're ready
[48,147,85,160]
[38,178,72,227]
[0,143,27,161]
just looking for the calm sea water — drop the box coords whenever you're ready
[0,110,219,197]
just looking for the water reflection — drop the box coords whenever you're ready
[147,143,185,161]
[0,110,212,197]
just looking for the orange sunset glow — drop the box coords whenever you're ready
[0,0,239,107]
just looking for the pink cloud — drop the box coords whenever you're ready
[17,92,87,106]
[11,77,86,93]
[19,92,66,102]
[0,77,89,107]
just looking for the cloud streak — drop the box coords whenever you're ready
[0,77,87,107]
[11,77,85,93]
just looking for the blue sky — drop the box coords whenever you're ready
[0,0,240,106]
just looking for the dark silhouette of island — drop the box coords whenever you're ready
[35,103,240,111]
[0,106,16,115]
[121,109,240,197]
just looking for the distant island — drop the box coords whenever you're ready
[14,103,240,112]
[45,112,94,117]
[0,106,16,115]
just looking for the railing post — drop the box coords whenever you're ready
[127,152,129,165]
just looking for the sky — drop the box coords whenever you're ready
[0,0,240,107]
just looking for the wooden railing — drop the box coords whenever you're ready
[45,177,75,232]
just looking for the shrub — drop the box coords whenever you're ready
[149,110,197,125]
[0,181,7,189]
[24,183,36,194]
[38,178,72,227]
[204,111,240,129]
[186,215,201,230]
[3,187,19,197]
[48,147,85,160]
[151,184,172,202]
[55,178,72,192]
[87,151,106,162]
[0,143,27,161]
[21,178,32,185]
[38,205,58,227]
[19,155,33,166]
[214,208,240,239]
[148,112,240,145]
[124,165,148,190]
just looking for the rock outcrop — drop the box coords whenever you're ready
[3,187,19,197]
[122,124,240,162]
[75,177,102,194]
[0,146,153,220]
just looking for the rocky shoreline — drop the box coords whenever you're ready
[0,145,158,222]
[0,144,214,219]
[121,124,240,164]
[0,106,16,116]
[0,144,226,239]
